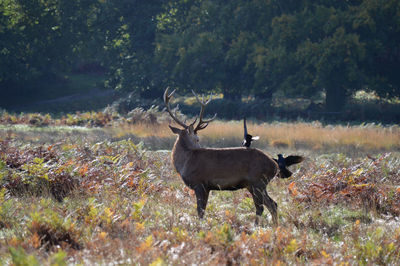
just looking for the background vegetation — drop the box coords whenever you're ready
[1,0,399,119]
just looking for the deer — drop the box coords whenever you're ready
[164,87,293,226]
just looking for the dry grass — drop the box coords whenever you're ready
[1,110,398,152]
[109,121,400,152]
[110,124,172,139]
[1,120,398,156]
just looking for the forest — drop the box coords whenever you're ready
[1,0,399,117]
[0,0,400,265]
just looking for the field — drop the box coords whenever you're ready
[0,113,400,265]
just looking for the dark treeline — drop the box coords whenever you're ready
[1,0,399,112]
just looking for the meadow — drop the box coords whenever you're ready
[0,111,399,265]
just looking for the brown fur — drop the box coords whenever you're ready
[170,126,279,225]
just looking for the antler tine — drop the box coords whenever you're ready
[199,113,217,124]
[205,94,213,105]
[164,87,189,129]
[192,90,217,132]
[192,89,213,105]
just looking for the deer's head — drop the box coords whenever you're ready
[164,87,216,148]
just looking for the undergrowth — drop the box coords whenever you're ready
[0,105,174,128]
[0,134,399,264]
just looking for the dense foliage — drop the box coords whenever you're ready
[156,0,400,110]
[1,0,399,111]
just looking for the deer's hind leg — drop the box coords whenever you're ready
[194,185,210,219]
[249,185,278,226]
[262,190,278,226]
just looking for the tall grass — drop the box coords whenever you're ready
[110,121,400,152]
[1,118,399,152]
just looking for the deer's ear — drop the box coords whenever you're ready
[169,125,181,134]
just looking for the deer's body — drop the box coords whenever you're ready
[163,87,302,225]
[172,140,278,191]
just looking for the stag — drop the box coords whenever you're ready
[164,88,280,225]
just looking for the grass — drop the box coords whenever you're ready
[1,112,399,153]
[0,135,399,264]
[108,120,400,155]
[1,74,105,107]
[0,118,399,264]
[33,73,106,100]
[1,73,123,114]
[201,120,400,151]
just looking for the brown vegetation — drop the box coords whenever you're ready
[0,121,399,264]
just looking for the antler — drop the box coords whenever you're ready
[164,87,190,129]
[192,90,217,132]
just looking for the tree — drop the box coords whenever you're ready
[299,28,366,111]
[258,2,367,111]
[156,0,259,99]
[0,0,102,95]
[353,0,400,99]
[95,0,166,97]
[0,0,63,85]
[1,0,399,112]
[0,0,166,100]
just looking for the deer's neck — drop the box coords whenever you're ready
[171,136,193,175]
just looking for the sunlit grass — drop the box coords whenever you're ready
[1,119,398,154]
[110,124,172,139]
[204,121,399,150]
[110,120,400,152]
[1,109,398,152]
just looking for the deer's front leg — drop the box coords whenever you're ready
[194,185,210,219]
